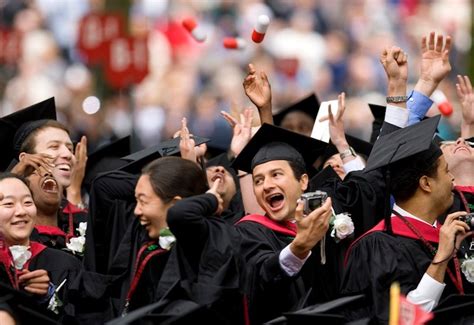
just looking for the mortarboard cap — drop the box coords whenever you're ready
[156,135,209,157]
[119,136,210,174]
[232,123,328,174]
[368,103,386,143]
[273,93,320,127]
[106,298,228,325]
[368,103,386,120]
[266,295,369,325]
[430,294,474,324]
[309,165,341,191]
[0,97,56,171]
[83,136,132,190]
[365,115,442,173]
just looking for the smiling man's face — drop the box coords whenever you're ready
[252,160,308,222]
[30,127,75,188]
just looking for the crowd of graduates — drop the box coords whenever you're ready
[1,11,474,324]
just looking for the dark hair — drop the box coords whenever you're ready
[142,157,209,203]
[0,172,31,192]
[20,120,70,154]
[288,160,307,181]
[390,155,440,202]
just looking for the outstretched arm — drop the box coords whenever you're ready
[221,109,265,215]
[243,63,273,125]
[67,136,88,206]
[457,75,474,138]
[409,32,452,125]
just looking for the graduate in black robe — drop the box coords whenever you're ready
[0,173,83,323]
[231,124,334,324]
[165,190,246,324]
[342,117,474,323]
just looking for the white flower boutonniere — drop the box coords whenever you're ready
[65,222,87,256]
[66,236,86,255]
[461,255,474,283]
[159,228,176,251]
[78,222,87,237]
[330,212,355,243]
[9,245,32,270]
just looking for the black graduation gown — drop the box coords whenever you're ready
[236,217,342,324]
[83,170,138,272]
[341,221,474,324]
[162,193,246,324]
[27,245,83,323]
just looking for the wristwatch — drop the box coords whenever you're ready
[339,146,356,160]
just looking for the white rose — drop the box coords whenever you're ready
[77,222,87,237]
[66,236,86,254]
[331,213,355,240]
[461,258,474,283]
[9,245,32,270]
[159,235,176,251]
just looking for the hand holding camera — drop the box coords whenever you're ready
[290,192,332,259]
[300,191,328,216]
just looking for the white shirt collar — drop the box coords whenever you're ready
[392,203,437,228]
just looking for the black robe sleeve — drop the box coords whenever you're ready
[84,171,137,273]
[165,194,246,324]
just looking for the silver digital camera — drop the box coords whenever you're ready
[301,190,328,215]
[461,213,474,231]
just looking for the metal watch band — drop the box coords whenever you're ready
[386,95,408,103]
[339,146,356,160]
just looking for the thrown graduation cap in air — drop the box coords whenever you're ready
[365,115,442,233]
[0,97,56,171]
[273,93,320,127]
[119,135,210,174]
[232,123,327,174]
[82,136,132,190]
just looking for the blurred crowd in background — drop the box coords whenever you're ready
[0,0,472,152]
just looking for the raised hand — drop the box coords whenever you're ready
[243,63,273,125]
[67,135,87,206]
[457,75,474,125]
[12,153,55,177]
[380,46,408,83]
[178,118,197,163]
[220,108,254,158]
[290,197,333,259]
[206,178,224,215]
[243,63,271,109]
[319,92,350,153]
[415,32,452,96]
[420,32,452,83]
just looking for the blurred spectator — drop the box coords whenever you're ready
[0,0,471,150]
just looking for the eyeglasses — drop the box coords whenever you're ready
[440,140,474,147]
